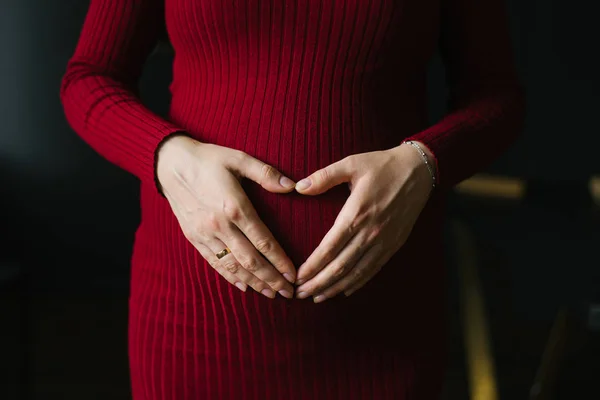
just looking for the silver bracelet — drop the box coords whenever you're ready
[402,140,436,189]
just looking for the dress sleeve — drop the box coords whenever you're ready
[60,0,186,191]
[405,0,526,190]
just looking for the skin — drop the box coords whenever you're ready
[156,134,298,299]
[293,142,435,303]
[157,134,434,303]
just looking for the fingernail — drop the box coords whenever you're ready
[295,278,306,286]
[283,273,295,284]
[313,295,326,303]
[261,288,276,298]
[279,176,295,189]
[278,290,293,299]
[235,282,247,292]
[295,178,312,191]
[296,291,309,299]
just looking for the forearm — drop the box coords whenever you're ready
[60,65,185,187]
[400,0,526,190]
[405,83,526,190]
[59,0,187,190]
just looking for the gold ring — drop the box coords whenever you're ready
[216,247,231,260]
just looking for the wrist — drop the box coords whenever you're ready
[411,141,436,175]
[155,132,194,195]
[410,141,437,185]
[393,141,437,190]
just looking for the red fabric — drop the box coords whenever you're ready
[60,0,524,398]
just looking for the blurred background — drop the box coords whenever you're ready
[1,0,599,399]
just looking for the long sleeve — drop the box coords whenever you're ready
[60,0,184,190]
[406,0,526,189]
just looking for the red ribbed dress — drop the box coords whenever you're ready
[60,0,524,398]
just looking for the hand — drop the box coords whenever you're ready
[156,134,297,299]
[293,142,435,302]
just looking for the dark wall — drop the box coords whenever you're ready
[1,2,144,288]
[1,0,599,288]
[427,0,600,180]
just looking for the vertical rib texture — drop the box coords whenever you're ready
[61,0,524,399]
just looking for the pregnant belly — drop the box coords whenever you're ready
[137,147,445,332]
[241,179,350,267]
[168,104,405,265]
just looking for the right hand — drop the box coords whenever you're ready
[156,134,297,299]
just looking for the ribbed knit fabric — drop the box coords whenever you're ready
[60,0,524,399]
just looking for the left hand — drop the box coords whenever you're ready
[294,142,435,303]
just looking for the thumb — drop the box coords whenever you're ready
[235,153,296,193]
[295,157,353,195]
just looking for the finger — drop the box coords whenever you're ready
[295,156,354,195]
[295,230,370,299]
[197,240,260,293]
[321,245,385,301]
[231,152,296,193]
[195,242,248,293]
[217,224,295,298]
[167,195,249,294]
[344,261,384,297]
[201,238,291,299]
[296,197,361,284]
[232,202,297,284]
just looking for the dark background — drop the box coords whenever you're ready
[1,0,599,399]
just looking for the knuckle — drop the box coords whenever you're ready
[338,213,360,235]
[246,278,264,292]
[349,216,362,235]
[332,263,350,279]
[255,238,273,254]
[222,199,243,221]
[242,258,260,273]
[269,280,287,291]
[322,248,336,261]
[353,267,364,280]
[347,221,357,236]
[264,277,283,290]
[260,163,276,183]
[368,225,384,241]
[222,260,240,274]
[206,213,221,231]
[317,168,330,184]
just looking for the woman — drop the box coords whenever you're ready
[60,0,524,398]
